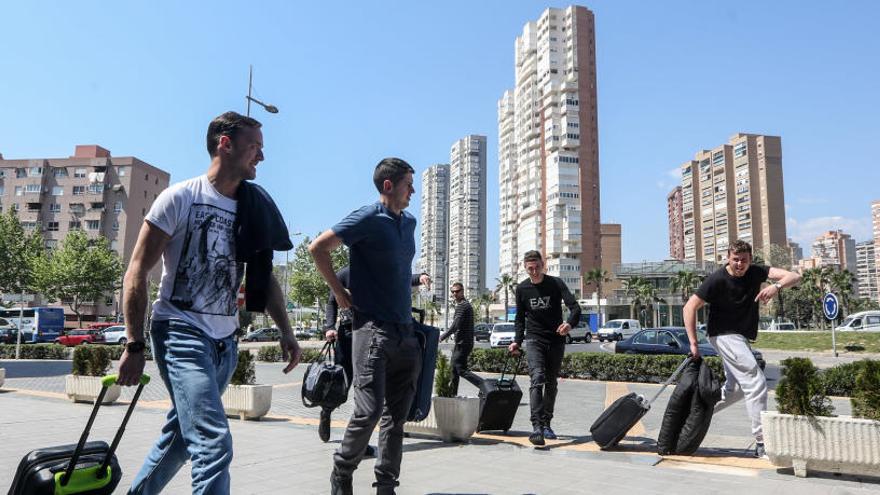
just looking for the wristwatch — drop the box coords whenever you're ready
[125,340,147,353]
[773,282,783,290]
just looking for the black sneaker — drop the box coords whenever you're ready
[542,425,558,440]
[754,442,767,459]
[330,473,353,495]
[319,408,332,443]
[528,427,545,446]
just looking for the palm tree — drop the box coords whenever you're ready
[671,270,701,325]
[624,277,657,325]
[583,268,611,316]
[800,269,825,329]
[472,292,494,324]
[829,269,856,319]
[622,277,644,320]
[495,273,517,322]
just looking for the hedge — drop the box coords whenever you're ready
[0,344,69,360]
[465,348,724,384]
[255,345,322,363]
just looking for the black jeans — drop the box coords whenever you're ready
[450,342,482,395]
[333,319,421,489]
[525,339,565,428]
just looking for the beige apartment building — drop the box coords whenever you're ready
[680,133,787,263]
[811,229,856,273]
[667,186,684,260]
[0,145,169,324]
[498,5,601,296]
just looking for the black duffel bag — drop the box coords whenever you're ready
[301,342,349,409]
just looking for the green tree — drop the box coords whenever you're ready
[829,269,856,319]
[288,235,349,317]
[472,292,494,324]
[495,273,517,322]
[583,268,611,314]
[0,211,45,299]
[765,244,793,320]
[671,270,702,324]
[35,230,122,327]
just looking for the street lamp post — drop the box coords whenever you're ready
[246,65,279,117]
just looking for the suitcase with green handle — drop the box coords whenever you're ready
[7,374,149,495]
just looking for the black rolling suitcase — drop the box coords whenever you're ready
[7,374,149,495]
[476,355,524,433]
[408,308,439,422]
[589,357,690,450]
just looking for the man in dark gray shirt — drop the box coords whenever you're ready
[439,282,481,395]
[310,158,420,495]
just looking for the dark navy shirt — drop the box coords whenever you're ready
[332,202,417,324]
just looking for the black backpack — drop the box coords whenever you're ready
[301,342,349,409]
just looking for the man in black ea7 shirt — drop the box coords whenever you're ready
[683,240,801,458]
[508,250,581,446]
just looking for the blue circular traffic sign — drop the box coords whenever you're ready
[823,293,839,320]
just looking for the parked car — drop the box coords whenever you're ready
[838,311,880,332]
[86,322,119,331]
[489,323,516,348]
[0,318,33,344]
[100,325,128,344]
[243,327,281,342]
[55,329,105,346]
[474,323,492,342]
[766,321,797,331]
[615,327,765,370]
[597,319,641,342]
[566,321,593,344]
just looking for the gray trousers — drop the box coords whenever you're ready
[709,334,768,442]
[333,319,421,489]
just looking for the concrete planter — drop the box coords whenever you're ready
[0,368,5,388]
[405,408,441,437]
[65,375,121,404]
[762,411,880,477]
[222,384,273,420]
[433,396,481,443]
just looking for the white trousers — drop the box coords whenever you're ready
[709,333,768,443]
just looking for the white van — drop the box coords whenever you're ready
[597,319,641,342]
[838,311,880,331]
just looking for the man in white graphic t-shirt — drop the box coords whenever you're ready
[118,111,302,495]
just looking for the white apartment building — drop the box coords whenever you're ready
[448,135,487,297]
[417,164,449,303]
[497,5,601,296]
[856,240,878,303]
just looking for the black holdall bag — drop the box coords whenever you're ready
[302,342,349,409]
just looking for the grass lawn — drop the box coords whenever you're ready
[755,331,880,353]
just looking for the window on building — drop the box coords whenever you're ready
[72,186,86,195]
[88,184,104,195]
[53,167,68,178]
[45,239,58,250]
[51,186,63,196]
[74,168,87,178]
[69,203,85,214]
[25,184,41,194]
[47,221,59,232]
[29,167,43,177]
[69,220,81,230]
[85,220,100,230]
[49,203,62,213]
[15,168,26,178]
[14,186,23,196]
[117,166,128,177]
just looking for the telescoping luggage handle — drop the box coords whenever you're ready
[498,353,524,385]
[645,356,693,407]
[58,374,151,488]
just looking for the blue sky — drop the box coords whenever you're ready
[2,1,878,279]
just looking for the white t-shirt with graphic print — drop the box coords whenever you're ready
[146,175,243,339]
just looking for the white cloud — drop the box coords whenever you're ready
[656,167,682,191]
[666,167,682,180]
[787,215,872,255]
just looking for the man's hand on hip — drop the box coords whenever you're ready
[280,330,303,374]
[118,350,146,387]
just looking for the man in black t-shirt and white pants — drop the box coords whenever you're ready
[683,240,801,458]
[508,250,581,446]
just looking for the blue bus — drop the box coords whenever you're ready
[0,307,66,343]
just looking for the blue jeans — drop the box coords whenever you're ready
[128,319,238,495]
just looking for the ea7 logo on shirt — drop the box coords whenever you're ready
[530,297,551,310]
